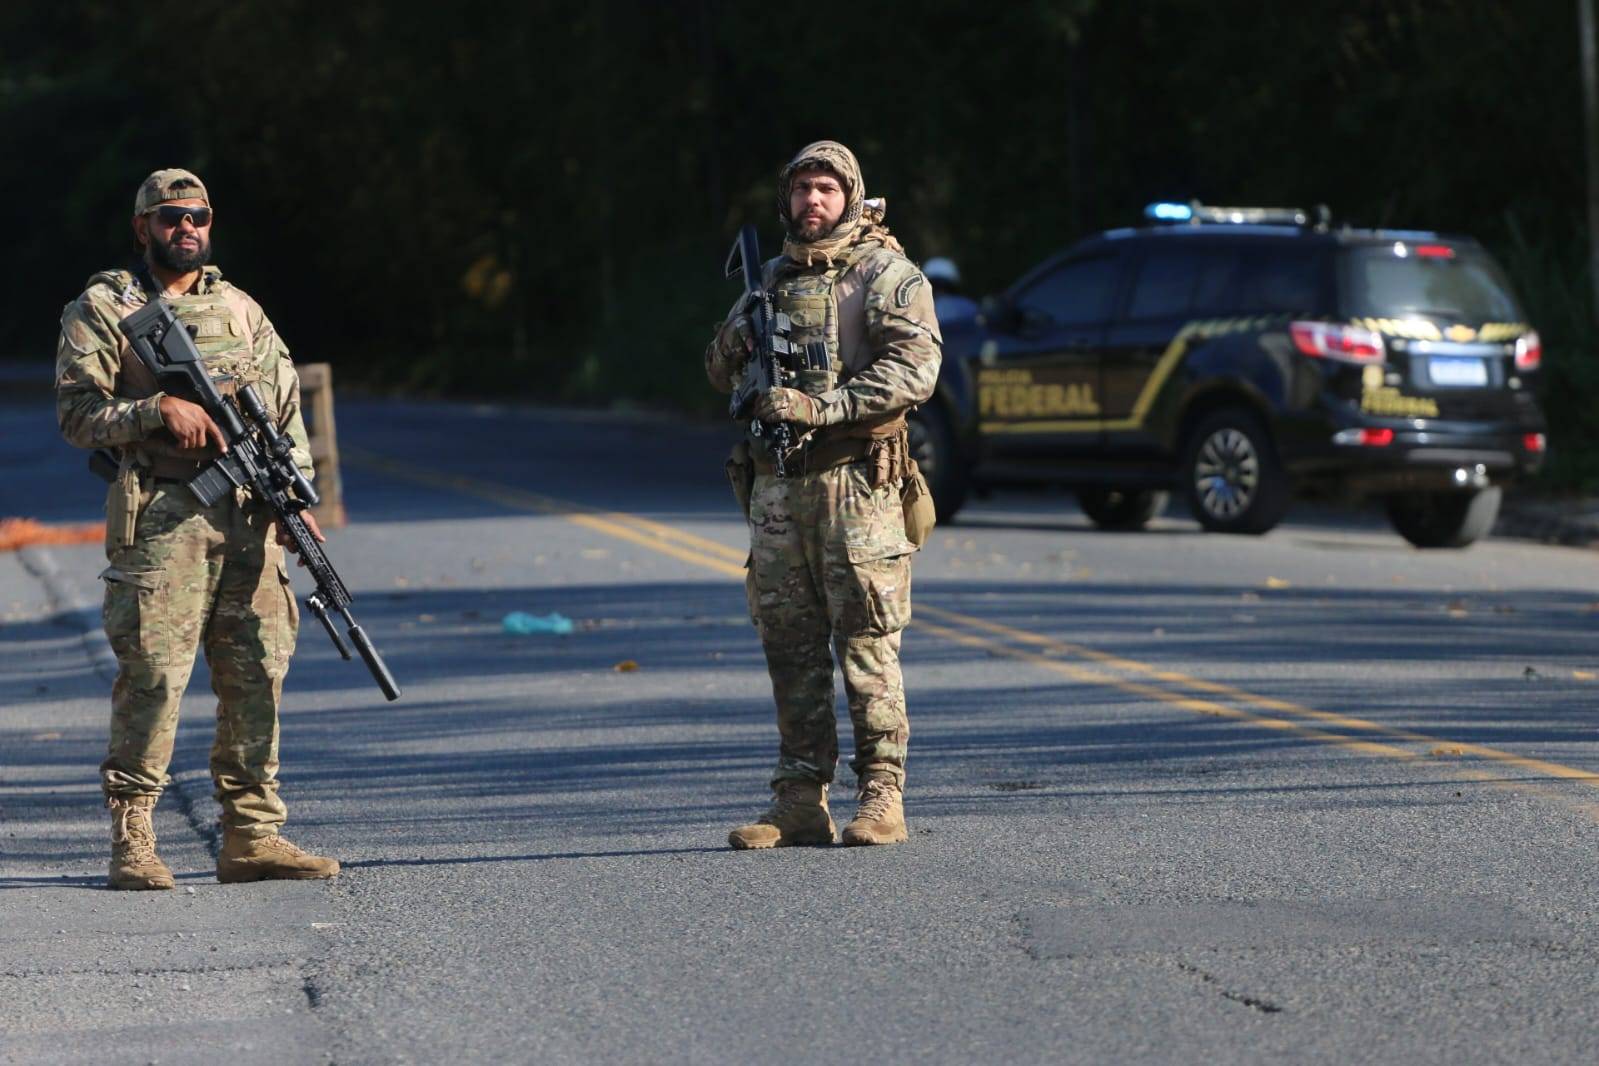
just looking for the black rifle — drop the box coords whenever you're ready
[103,299,401,701]
[723,224,818,477]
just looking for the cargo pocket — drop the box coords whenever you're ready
[838,542,912,638]
[99,566,169,666]
[268,559,300,668]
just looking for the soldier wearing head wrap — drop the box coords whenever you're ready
[707,141,942,849]
[56,168,339,889]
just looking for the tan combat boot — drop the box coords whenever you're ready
[217,831,340,883]
[841,775,908,846]
[727,780,836,849]
[108,795,175,890]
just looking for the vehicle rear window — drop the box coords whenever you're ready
[1340,244,1522,320]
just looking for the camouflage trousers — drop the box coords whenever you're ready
[99,479,299,837]
[746,461,916,787]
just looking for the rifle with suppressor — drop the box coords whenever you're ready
[99,299,401,701]
[724,224,817,477]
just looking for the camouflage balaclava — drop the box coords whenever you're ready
[778,140,901,266]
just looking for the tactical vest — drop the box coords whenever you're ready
[754,245,910,477]
[101,269,262,479]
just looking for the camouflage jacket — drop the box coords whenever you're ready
[706,241,942,429]
[55,265,313,477]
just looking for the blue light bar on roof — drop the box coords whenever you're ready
[1145,201,1194,222]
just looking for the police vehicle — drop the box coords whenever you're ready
[909,201,1547,548]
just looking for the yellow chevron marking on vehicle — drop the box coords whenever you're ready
[1477,322,1528,343]
[1356,316,1443,341]
[978,317,1268,436]
[1445,324,1478,342]
[346,450,1599,816]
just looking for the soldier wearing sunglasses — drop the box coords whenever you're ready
[55,168,338,889]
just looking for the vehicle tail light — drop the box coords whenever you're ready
[1415,244,1456,259]
[1333,428,1395,446]
[1291,321,1385,364]
[1514,330,1542,371]
[1523,432,1547,453]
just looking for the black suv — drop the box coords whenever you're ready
[910,202,1547,548]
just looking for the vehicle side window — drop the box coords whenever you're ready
[1231,248,1325,313]
[1191,250,1239,308]
[1012,256,1118,327]
[1126,249,1206,320]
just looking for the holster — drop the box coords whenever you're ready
[725,439,756,519]
[105,452,146,554]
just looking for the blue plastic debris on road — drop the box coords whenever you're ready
[502,611,575,636]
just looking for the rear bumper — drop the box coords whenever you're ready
[1284,412,1546,493]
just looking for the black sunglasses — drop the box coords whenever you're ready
[148,204,212,227]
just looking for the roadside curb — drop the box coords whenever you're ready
[1496,496,1599,549]
[16,544,118,683]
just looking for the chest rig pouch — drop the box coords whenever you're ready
[112,284,261,481]
[769,252,858,401]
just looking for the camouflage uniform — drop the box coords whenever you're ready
[708,142,941,804]
[56,175,312,840]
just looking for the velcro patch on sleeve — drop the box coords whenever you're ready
[894,272,925,309]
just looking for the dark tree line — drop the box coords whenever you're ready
[3,0,1595,484]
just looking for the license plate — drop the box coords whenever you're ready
[1429,356,1488,387]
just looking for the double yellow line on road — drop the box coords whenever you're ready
[348,450,1599,810]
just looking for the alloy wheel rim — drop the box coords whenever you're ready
[1194,428,1259,519]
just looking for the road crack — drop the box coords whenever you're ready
[1176,961,1283,1014]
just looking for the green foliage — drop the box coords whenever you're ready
[4,0,1597,485]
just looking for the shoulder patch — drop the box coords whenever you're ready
[894,272,925,309]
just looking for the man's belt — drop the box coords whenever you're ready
[751,419,912,485]
[751,434,871,477]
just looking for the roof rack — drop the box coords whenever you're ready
[1145,200,1331,230]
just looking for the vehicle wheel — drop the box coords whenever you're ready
[1182,407,1290,535]
[1077,488,1169,531]
[1385,487,1501,548]
[907,402,968,523]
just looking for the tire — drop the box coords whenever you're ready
[1077,488,1169,531]
[907,402,968,523]
[1182,407,1290,535]
[1385,487,1501,548]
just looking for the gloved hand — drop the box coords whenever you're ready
[757,387,827,427]
[709,314,755,375]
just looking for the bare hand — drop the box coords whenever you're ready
[276,509,326,567]
[158,395,228,452]
[757,387,824,427]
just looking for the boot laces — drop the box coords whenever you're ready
[855,780,899,823]
[257,835,307,857]
[763,781,814,823]
[113,807,159,864]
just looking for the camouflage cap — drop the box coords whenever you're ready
[133,168,210,215]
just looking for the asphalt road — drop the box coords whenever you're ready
[3,385,1598,1065]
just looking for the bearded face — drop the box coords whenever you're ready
[147,220,211,272]
[786,168,847,242]
[137,200,213,274]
